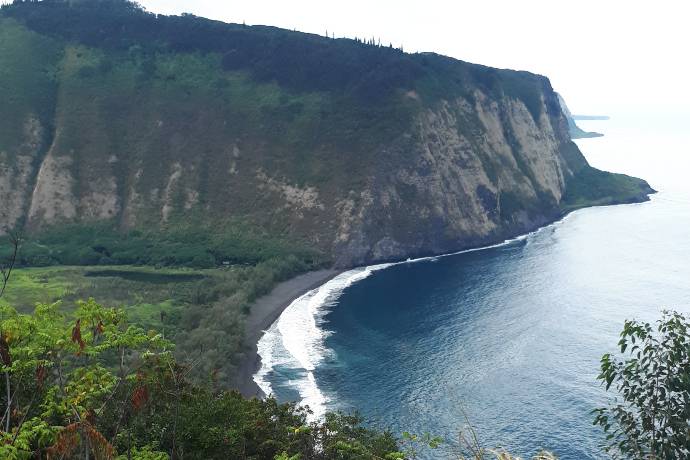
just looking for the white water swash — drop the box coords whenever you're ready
[253,114,690,458]
[253,264,393,418]
[252,221,571,420]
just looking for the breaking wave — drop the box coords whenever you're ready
[253,213,576,419]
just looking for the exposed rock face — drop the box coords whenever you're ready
[0,12,652,267]
[3,88,586,266]
[0,117,46,231]
[0,65,638,267]
[28,132,78,225]
[331,89,585,266]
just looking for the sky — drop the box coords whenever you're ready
[130,0,689,117]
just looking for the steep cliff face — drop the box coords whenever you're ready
[331,88,584,265]
[0,2,653,267]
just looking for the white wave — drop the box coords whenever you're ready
[253,263,392,420]
[253,324,280,397]
[253,211,581,420]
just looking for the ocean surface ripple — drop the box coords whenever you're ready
[254,115,690,458]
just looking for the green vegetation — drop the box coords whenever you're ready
[561,167,655,211]
[594,311,690,458]
[0,300,402,459]
[0,218,325,386]
[0,221,324,268]
[0,256,311,383]
[0,17,59,156]
[0,0,550,114]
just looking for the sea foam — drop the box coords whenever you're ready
[253,214,575,419]
[253,263,393,419]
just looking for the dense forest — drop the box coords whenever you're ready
[1,0,552,113]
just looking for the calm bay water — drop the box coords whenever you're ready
[255,113,690,458]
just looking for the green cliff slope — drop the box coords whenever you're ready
[0,0,654,268]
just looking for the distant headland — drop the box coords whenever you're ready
[572,114,611,120]
[556,93,607,138]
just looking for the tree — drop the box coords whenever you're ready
[594,311,690,458]
[0,298,172,459]
[0,231,21,298]
[0,296,406,459]
[0,235,403,459]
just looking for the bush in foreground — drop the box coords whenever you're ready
[0,300,400,459]
[594,311,690,458]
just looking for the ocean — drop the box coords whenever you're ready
[254,113,690,458]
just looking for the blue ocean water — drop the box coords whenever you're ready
[255,113,690,459]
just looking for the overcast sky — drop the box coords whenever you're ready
[129,0,687,117]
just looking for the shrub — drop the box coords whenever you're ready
[594,311,690,458]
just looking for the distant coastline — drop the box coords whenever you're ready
[569,114,609,138]
[571,130,604,139]
[556,93,608,138]
[572,114,611,120]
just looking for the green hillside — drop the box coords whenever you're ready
[0,0,653,270]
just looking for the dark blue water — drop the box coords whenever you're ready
[257,114,690,458]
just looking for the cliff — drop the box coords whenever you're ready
[0,1,654,268]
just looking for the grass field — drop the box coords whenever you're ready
[1,257,309,382]
[1,265,209,327]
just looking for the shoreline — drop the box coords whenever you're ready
[235,195,657,398]
[233,269,342,397]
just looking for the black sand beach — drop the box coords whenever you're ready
[233,269,341,397]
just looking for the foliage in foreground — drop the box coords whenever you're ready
[0,256,314,385]
[0,300,400,459]
[9,244,690,459]
[594,311,690,459]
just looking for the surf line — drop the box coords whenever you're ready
[253,210,582,419]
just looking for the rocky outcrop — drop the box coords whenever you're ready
[332,88,589,266]
[0,117,46,231]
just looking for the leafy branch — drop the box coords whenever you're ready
[594,311,690,459]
